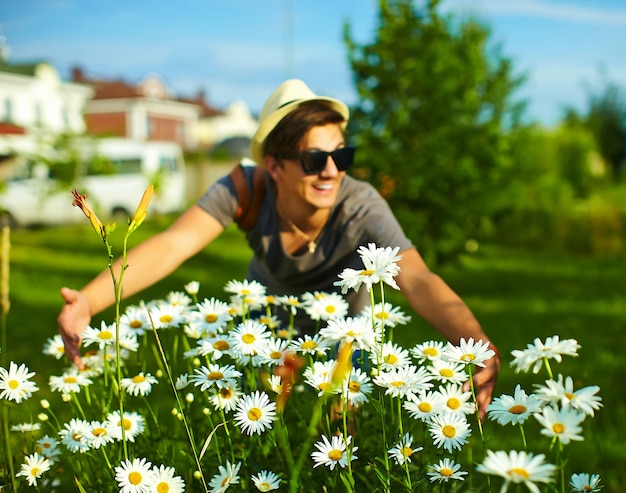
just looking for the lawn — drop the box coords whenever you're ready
[3,215,625,491]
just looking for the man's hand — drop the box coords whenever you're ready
[464,349,501,421]
[57,287,91,369]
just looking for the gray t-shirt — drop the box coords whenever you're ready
[198,165,413,326]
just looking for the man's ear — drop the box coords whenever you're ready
[264,156,282,181]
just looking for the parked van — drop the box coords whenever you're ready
[0,138,186,227]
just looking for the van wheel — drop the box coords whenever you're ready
[111,207,130,226]
[0,211,16,229]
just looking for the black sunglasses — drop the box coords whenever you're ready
[277,146,356,175]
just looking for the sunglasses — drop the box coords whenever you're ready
[277,146,356,175]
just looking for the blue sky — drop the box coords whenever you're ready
[1,0,625,126]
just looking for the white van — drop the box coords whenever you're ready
[0,138,186,227]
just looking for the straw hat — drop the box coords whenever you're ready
[250,79,349,164]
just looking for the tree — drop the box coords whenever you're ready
[344,0,526,263]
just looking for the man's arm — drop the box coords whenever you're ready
[395,247,500,419]
[57,205,225,367]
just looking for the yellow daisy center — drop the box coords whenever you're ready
[8,380,19,389]
[132,375,146,384]
[328,449,343,461]
[207,371,224,381]
[508,468,530,479]
[242,334,256,344]
[213,340,229,351]
[129,320,143,328]
[257,482,271,492]
[159,315,173,324]
[301,341,317,350]
[447,398,461,410]
[440,467,453,477]
[401,446,413,457]
[509,404,527,414]
[247,407,262,421]
[439,368,454,378]
[349,381,361,393]
[375,311,390,320]
[205,314,218,323]
[270,351,282,360]
[156,482,170,493]
[72,433,83,442]
[219,387,233,398]
[325,305,336,314]
[461,353,475,362]
[552,423,565,434]
[391,380,405,388]
[31,467,40,476]
[442,425,456,438]
[418,402,432,412]
[92,427,107,437]
[360,269,375,276]
[122,419,132,430]
[318,382,332,392]
[129,471,143,485]
[565,392,576,401]
[423,347,438,357]
[98,331,114,340]
[240,289,251,295]
[384,354,399,365]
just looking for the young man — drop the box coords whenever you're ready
[58,79,500,417]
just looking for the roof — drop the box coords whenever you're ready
[0,60,48,77]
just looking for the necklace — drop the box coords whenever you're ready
[284,217,317,253]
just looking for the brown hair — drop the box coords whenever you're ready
[263,101,346,158]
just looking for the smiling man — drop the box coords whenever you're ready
[57,79,500,417]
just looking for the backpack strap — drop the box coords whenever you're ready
[229,163,267,232]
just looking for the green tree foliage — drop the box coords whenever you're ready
[564,76,626,179]
[344,0,526,263]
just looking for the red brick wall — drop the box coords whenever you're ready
[85,113,127,137]
[147,114,185,145]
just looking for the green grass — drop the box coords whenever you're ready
[3,216,625,491]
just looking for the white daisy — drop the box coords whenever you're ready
[288,334,332,356]
[487,384,543,426]
[167,290,192,307]
[360,302,411,328]
[427,358,469,384]
[388,433,422,465]
[121,372,158,397]
[86,420,115,449]
[476,450,557,492]
[369,341,412,371]
[403,389,446,422]
[191,364,242,391]
[49,369,93,394]
[175,373,190,390]
[189,297,232,334]
[230,319,272,357]
[115,457,154,493]
[208,460,241,493]
[276,294,301,315]
[511,335,580,374]
[372,364,433,400]
[16,452,50,487]
[184,281,200,296]
[234,391,277,435]
[0,361,39,403]
[534,374,603,417]
[302,291,349,321]
[319,316,379,352]
[437,383,476,416]
[311,434,358,470]
[224,279,267,298]
[105,410,146,442]
[343,366,373,407]
[428,412,472,452]
[196,333,233,360]
[42,334,67,359]
[150,464,185,493]
[570,472,603,493]
[534,405,585,445]
[59,417,92,453]
[303,360,341,396]
[258,337,290,367]
[120,305,151,336]
[334,243,401,294]
[35,435,62,462]
[444,337,495,367]
[410,340,446,363]
[209,381,242,412]
[251,470,281,491]
[11,422,41,433]
[82,321,117,349]
[147,302,186,329]
[427,457,468,483]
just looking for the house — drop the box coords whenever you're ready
[0,51,94,159]
[72,67,207,151]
